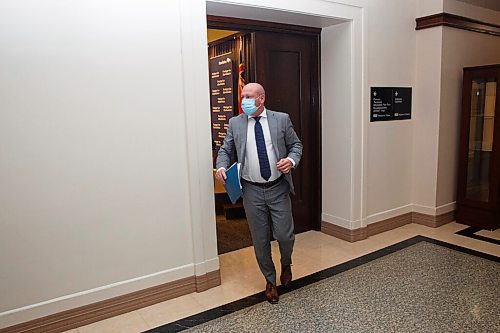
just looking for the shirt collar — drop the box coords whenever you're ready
[248,108,267,120]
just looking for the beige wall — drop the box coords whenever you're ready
[437,28,500,207]
[366,0,416,220]
[418,0,444,16]
[412,27,444,212]
[0,0,217,328]
[321,21,352,227]
[444,0,500,23]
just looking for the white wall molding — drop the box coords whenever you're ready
[350,6,367,228]
[322,214,362,229]
[322,213,352,229]
[411,204,437,215]
[180,0,219,279]
[435,202,456,215]
[412,202,456,216]
[366,204,413,224]
[195,257,220,274]
[322,21,353,228]
[207,0,367,20]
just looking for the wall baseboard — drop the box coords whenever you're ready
[321,221,367,242]
[0,270,221,333]
[367,212,413,236]
[195,270,222,292]
[322,211,455,243]
[412,210,455,228]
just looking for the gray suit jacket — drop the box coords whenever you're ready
[216,109,303,194]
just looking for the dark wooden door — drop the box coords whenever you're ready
[456,65,500,229]
[254,31,321,233]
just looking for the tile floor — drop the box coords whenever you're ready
[66,222,500,333]
[475,227,500,241]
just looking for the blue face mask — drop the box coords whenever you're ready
[241,97,259,115]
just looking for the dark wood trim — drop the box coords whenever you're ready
[367,213,413,236]
[312,31,322,231]
[322,211,455,242]
[207,15,321,36]
[195,270,222,292]
[463,64,500,71]
[412,211,455,228]
[321,221,367,242]
[435,211,456,227]
[416,13,500,37]
[456,65,500,229]
[0,270,221,333]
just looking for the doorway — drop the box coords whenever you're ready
[208,16,322,254]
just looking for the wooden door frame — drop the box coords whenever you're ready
[207,15,321,36]
[456,64,500,229]
[207,15,322,231]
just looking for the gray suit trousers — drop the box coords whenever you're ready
[242,177,295,285]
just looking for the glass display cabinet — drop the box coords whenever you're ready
[456,64,500,230]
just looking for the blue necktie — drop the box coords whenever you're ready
[254,116,271,181]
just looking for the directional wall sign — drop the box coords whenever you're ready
[370,87,412,122]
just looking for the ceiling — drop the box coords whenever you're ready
[456,0,500,11]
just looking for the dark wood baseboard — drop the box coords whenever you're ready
[195,270,222,292]
[367,213,413,236]
[416,13,500,37]
[321,221,367,242]
[0,270,221,333]
[322,211,455,242]
[412,211,455,228]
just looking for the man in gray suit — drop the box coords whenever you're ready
[215,82,303,304]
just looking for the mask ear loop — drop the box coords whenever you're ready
[256,94,264,109]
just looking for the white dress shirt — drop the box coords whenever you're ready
[217,108,296,182]
[243,109,281,182]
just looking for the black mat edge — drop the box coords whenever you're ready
[455,226,500,245]
[144,235,499,333]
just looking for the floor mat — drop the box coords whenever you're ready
[216,215,253,254]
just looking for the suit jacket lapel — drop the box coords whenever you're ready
[239,115,248,162]
[267,111,279,160]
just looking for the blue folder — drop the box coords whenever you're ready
[224,162,242,204]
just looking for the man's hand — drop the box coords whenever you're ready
[215,167,227,184]
[276,158,293,174]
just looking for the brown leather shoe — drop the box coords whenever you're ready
[265,282,279,304]
[280,264,292,288]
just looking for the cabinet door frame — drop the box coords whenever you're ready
[457,64,500,228]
